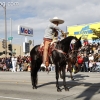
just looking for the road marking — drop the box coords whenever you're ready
[0,95,31,100]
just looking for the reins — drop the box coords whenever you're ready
[54,42,79,56]
[51,37,81,61]
[54,48,79,57]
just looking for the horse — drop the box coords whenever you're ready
[59,54,81,80]
[30,36,82,92]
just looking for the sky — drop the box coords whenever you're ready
[0,0,100,46]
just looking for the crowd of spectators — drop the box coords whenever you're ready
[0,41,100,72]
[0,55,31,72]
[76,42,100,72]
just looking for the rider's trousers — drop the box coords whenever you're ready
[43,38,52,65]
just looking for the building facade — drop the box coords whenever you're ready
[0,41,33,57]
[67,22,100,43]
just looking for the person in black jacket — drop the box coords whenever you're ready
[83,53,89,72]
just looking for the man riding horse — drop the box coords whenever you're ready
[42,17,65,68]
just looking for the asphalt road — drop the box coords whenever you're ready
[0,71,100,100]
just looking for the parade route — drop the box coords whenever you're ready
[0,71,100,100]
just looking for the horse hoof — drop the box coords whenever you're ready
[32,86,37,89]
[65,87,69,91]
[74,71,78,74]
[71,78,74,80]
[57,88,62,92]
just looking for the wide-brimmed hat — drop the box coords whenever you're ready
[50,17,64,24]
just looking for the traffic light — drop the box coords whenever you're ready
[2,39,6,49]
[9,53,12,56]
[0,52,3,56]
[8,44,12,51]
[25,43,30,53]
[3,51,5,54]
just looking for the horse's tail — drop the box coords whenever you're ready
[30,45,42,87]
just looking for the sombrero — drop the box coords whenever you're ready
[50,17,64,24]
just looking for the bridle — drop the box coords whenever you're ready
[53,40,80,61]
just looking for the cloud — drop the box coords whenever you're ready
[0,0,100,45]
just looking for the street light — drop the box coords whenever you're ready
[0,3,7,57]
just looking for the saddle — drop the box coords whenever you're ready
[38,42,56,57]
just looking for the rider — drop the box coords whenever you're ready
[43,17,65,68]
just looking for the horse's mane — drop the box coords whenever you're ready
[61,36,78,44]
[58,36,82,53]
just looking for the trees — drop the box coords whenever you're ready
[91,28,100,40]
[28,40,32,45]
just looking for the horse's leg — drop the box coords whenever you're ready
[31,71,37,89]
[69,71,74,80]
[31,60,40,89]
[46,67,50,74]
[68,63,74,80]
[62,65,69,91]
[55,64,61,92]
[60,71,63,79]
[31,69,37,89]
[59,67,63,79]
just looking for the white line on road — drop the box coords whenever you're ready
[0,95,31,100]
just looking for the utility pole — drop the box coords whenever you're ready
[10,18,12,44]
[5,3,7,57]
[0,3,7,57]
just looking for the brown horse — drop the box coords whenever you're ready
[59,51,81,80]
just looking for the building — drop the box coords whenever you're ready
[0,40,33,57]
[67,22,100,43]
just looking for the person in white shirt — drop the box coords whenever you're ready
[11,56,17,72]
[43,17,65,67]
[89,54,94,61]
[88,54,94,72]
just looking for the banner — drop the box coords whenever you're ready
[67,22,100,40]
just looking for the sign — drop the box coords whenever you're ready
[18,25,33,37]
[8,37,13,40]
[23,42,30,53]
[74,25,92,35]
[67,22,100,40]
[2,39,6,48]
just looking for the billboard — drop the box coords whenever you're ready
[18,25,33,37]
[67,22,100,40]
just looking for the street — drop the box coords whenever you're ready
[0,71,100,100]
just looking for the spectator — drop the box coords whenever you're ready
[3,63,7,71]
[89,54,94,61]
[11,56,17,72]
[83,53,89,72]
[77,54,84,72]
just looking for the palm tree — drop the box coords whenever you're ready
[28,40,32,45]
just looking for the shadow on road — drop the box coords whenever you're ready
[74,83,100,100]
[66,73,89,80]
[37,73,90,88]
[37,73,100,100]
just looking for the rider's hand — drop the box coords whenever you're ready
[61,30,64,33]
[61,31,65,36]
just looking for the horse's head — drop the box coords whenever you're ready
[72,37,82,58]
[69,36,82,56]
[67,36,82,67]
[60,36,82,55]
[71,37,82,73]
[74,37,82,50]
